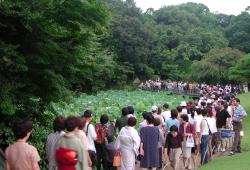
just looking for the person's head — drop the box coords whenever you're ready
[189,107,196,118]
[180,114,189,124]
[53,116,65,132]
[163,103,169,110]
[127,106,134,115]
[151,105,158,114]
[76,117,86,130]
[201,101,206,107]
[121,107,129,116]
[232,98,240,106]
[170,109,178,119]
[201,109,208,117]
[176,106,182,113]
[107,136,114,143]
[196,108,202,115]
[127,116,137,127]
[100,114,109,125]
[82,110,93,121]
[13,120,32,140]
[206,108,213,117]
[218,100,226,110]
[170,125,178,137]
[180,101,187,108]
[65,116,79,132]
[142,111,148,120]
[154,118,161,126]
[145,112,155,125]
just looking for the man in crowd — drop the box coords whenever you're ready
[230,98,247,154]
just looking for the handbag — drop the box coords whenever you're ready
[113,152,121,167]
[186,135,195,148]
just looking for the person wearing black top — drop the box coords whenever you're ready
[216,101,231,152]
[164,125,183,170]
[216,101,231,129]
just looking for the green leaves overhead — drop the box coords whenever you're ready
[229,54,250,82]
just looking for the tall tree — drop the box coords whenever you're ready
[229,54,250,82]
[226,12,250,53]
[190,48,244,83]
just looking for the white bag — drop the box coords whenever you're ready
[186,136,194,148]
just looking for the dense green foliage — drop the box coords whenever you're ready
[1,0,250,169]
[190,48,244,83]
[229,54,250,82]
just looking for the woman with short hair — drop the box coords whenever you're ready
[46,116,65,170]
[5,120,40,170]
[116,116,140,170]
[179,114,195,170]
[55,116,87,170]
[140,113,160,170]
[166,109,180,132]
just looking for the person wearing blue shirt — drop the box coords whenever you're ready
[166,109,180,132]
[231,98,247,155]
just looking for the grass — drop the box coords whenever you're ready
[199,92,250,170]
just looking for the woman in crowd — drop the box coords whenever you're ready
[166,109,180,132]
[154,118,165,169]
[55,116,87,170]
[164,125,183,170]
[200,109,212,165]
[46,116,65,170]
[95,114,109,170]
[139,111,148,130]
[179,114,195,170]
[5,120,40,170]
[115,107,129,131]
[140,113,160,170]
[115,116,140,170]
[75,117,91,169]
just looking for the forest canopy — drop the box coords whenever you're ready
[0,0,250,120]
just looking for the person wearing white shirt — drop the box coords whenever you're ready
[116,117,140,170]
[82,110,97,168]
[194,108,203,153]
[200,109,212,165]
[161,103,171,122]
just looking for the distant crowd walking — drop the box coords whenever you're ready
[2,84,247,170]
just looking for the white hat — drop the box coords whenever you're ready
[180,101,187,107]
[151,105,158,111]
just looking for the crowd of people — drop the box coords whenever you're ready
[3,85,248,170]
[138,80,242,95]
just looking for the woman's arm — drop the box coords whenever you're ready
[32,162,40,170]
[6,160,10,170]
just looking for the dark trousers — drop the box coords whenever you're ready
[95,142,108,170]
[200,135,210,165]
[107,162,117,170]
[232,122,242,152]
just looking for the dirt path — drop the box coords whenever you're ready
[133,151,227,170]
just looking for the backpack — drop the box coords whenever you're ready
[95,123,108,144]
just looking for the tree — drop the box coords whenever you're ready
[229,54,250,82]
[190,48,244,83]
[226,12,250,53]
[0,0,110,115]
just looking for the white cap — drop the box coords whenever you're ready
[151,105,158,112]
[180,101,187,107]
